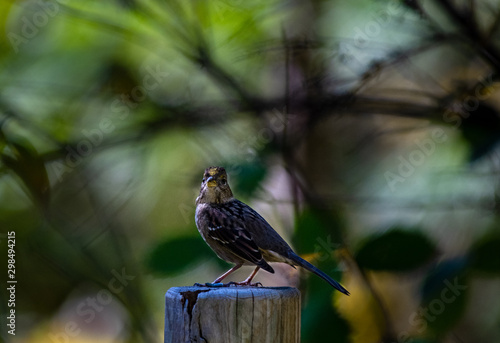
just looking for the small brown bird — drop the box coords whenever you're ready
[195,166,349,295]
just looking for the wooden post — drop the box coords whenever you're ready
[165,286,300,343]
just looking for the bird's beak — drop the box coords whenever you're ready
[206,176,217,188]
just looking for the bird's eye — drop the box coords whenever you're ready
[220,178,227,185]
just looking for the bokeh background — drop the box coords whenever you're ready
[1,0,500,342]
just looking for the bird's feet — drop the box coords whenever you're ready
[193,281,263,287]
[194,282,225,287]
[227,281,263,287]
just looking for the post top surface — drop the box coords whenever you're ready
[166,285,300,298]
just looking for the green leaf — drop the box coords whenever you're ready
[420,259,469,335]
[145,235,225,276]
[301,274,350,343]
[228,161,267,198]
[355,228,436,271]
[1,135,50,209]
[459,103,500,162]
[293,208,343,255]
[469,233,500,274]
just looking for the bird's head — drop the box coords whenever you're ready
[196,166,234,204]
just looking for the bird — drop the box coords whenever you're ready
[195,166,349,295]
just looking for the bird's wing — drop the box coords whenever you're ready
[207,220,274,273]
[234,201,293,255]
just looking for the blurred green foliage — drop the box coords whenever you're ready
[469,231,500,274]
[228,160,268,198]
[301,273,350,343]
[1,0,500,342]
[420,258,469,336]
[146,234,228,276]
[355,228,436,271]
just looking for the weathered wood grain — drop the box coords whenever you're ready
[165,286,300,343]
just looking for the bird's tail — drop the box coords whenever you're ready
[290,252,350,295]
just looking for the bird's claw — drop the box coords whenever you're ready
[227,281,263,287]
[194,281,264,287]
[194,282,225,287]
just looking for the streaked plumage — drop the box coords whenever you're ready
[195,166,349,295]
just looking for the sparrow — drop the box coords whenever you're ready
[194,166,349,295]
